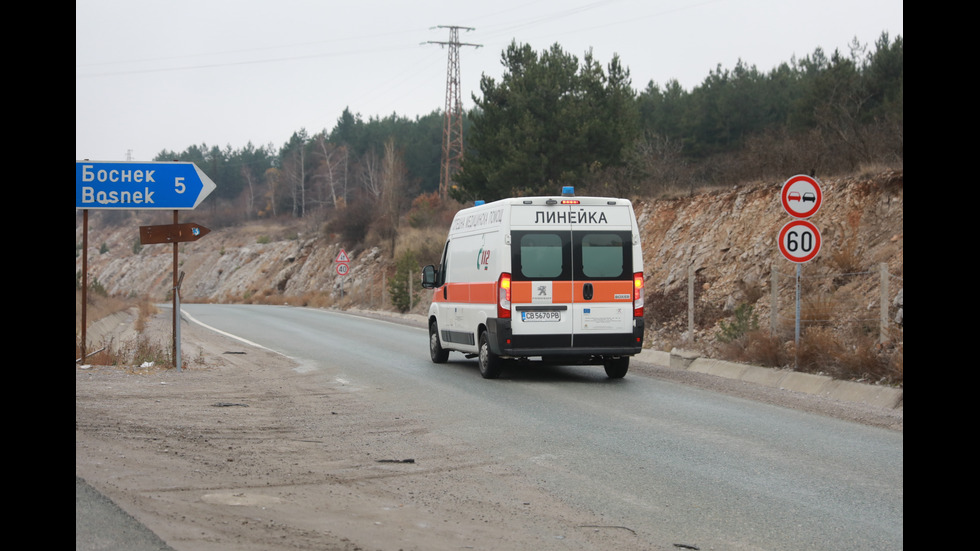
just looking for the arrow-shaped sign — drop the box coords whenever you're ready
[76,161,217,210]
[139,223,211,245]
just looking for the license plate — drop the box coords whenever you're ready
[522,310,561,322]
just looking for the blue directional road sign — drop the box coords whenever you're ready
[76,161,217,210]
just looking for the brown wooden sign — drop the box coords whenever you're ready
[140,222,211,245]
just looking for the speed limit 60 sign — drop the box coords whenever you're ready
[779,220,821,263]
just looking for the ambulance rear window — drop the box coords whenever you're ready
[581,233,625,278]
[518,233,564,279]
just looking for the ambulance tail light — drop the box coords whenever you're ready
[497,273,512,319]
[633,272,644,318]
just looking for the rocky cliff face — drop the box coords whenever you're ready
[76,170,903,356]
[636,170,903,350]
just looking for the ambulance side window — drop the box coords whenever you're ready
[438,240,450,286]
[516,232,566,279]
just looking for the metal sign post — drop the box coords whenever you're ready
[795,264,801,353]
[336,249,350,299]
[778,174,824,368]
[141,212,211,370]
[79,209,89,363]
[174,271,185,371]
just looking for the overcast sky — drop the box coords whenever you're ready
[76,0,903,162]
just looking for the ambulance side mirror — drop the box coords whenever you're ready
[421,265,438,288]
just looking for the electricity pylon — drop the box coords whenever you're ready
[426,26,480,200]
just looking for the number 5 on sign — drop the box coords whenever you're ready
[778,220,821,263]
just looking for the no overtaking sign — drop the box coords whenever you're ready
[780,174,822,219]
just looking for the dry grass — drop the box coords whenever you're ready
[75,289,129,328]
[134,298,158,332]
[77,289,171,367]
[830,237,864,275]
[88,335,173,368]
[743,330,789,367]
[800,294,836,325]
[393,226,447,266]
[715,329,788,368]
[712,323,902,387]
[792,326,901,385]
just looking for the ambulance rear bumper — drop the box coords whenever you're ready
[486,318,644,358]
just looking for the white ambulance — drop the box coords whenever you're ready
[421,187,645,379]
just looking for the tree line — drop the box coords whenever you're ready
[154,32,902,235]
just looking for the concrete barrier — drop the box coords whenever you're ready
[635,348,903,410]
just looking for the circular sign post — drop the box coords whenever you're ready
[334,248,350,297]
[778,176,824,360]
[778,220,821,263]
[781,174,822,219]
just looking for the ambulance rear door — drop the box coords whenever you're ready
[570,221,637,349]
[508,198,636,354]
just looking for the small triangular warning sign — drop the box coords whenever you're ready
[336,249,350,263]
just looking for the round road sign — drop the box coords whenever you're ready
[781,174,822,218]
[778,220,821,263]
[336,262,350,276]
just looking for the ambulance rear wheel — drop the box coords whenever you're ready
[429,322,449,363]
[604,357,629,379]
[478,329,502,379]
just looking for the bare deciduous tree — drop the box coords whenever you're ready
[379,138,408,252]
[314,135,350,209]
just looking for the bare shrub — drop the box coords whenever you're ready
[795,326,843,375]
[290,291,334,309]
[716,329,787,367]
[801,294,836,325]
[82,341,116,365]
[793,326,901,385]
[830,238,864,275]
[135,299,158,333]
[326,195,374,246]
[85,334,173,369]
[406,192,459,229]
[128,335,173,367]
[743,330,788,367]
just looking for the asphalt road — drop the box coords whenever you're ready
[78,304,903,550]
[76,476,173,551]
